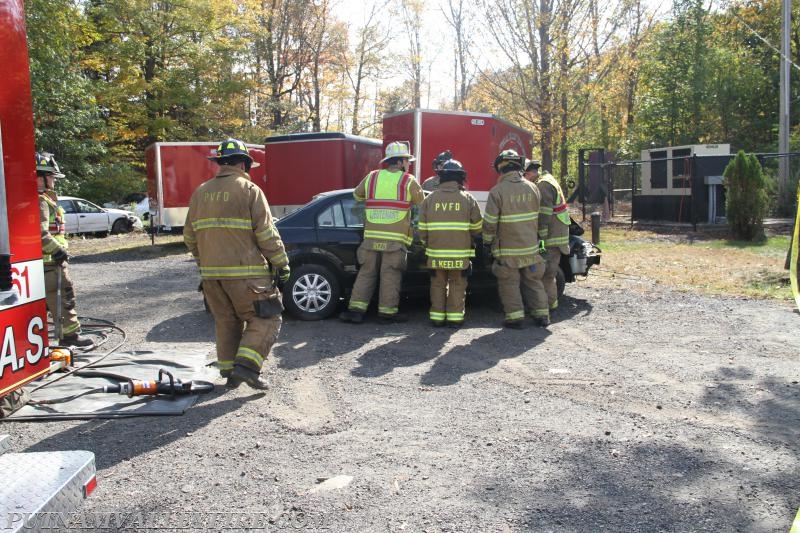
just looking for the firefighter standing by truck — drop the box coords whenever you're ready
[421,150,453,192]
[340,141,424,324]
[524,159,570,314]
[483,150,549,329]
[183,139,289,390]
[418,159,482,328]
[36,152,93,348]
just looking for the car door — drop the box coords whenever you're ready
[57,199,79,234]
[314,196,363,271]
[73,198,109,233]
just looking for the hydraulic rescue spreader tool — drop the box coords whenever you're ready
[101,369,214,398]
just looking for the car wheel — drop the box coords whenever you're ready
[556,266,566,298]
[111,218,132,234]
[284,264,341,320]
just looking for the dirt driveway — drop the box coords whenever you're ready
[7,234,800,532]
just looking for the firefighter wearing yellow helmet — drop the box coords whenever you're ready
[36,152,93,348]
[184,138,287,390]
[340,141,424,324]
[483,150,549,329]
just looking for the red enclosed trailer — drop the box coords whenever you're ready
[382,109,533,207]
[1,0,96,523]
[145,142,267,231]
[263,132,382,216]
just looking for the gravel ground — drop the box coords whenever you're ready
[6,234,800,532]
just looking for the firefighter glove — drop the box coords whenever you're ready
[277,266,291,283]
[51,248,69,265]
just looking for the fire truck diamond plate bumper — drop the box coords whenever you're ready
[0,438,95,533]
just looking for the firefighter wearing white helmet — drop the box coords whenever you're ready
[483,149,549,329]
[418,159,482,327]
[340,141,424,324]
[36,152,93,347]
[524,159,570,315]
[184,138,287,390]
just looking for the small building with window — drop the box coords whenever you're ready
[633,144,732,223]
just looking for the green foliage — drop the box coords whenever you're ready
[71,163,146,206]
[724,150,769,240]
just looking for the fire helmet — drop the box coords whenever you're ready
[380,141,416,164]
[493,149,524,173]
[35,152,65,178]
[432,150,453,170]
[208,138,260,171]
[524,159,541,172]
[437,159,467,183]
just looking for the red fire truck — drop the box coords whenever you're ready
[0,1,96,527]
[382,109,534,206]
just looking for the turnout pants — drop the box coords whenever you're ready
[202,278,282,376]
[429,269,468,324]
[492,261,548,321]
[347,245,407,316]
[542,248,562,310]
[44,263,81,337]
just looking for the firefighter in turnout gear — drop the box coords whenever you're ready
[184,139,289,390]
[36,152,93,348]
[418,159,482,328]
[525,159,570,313]
[483,150,549,329]
[421,150,453,192]
[340,141,424,324]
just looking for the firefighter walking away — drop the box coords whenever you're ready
[184,139,290,390]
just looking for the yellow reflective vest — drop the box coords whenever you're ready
[354,168,424,250]
[536,172,570,253]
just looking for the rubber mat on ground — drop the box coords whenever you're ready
[4,349,217,420]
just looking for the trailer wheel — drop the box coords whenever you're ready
[556,266,566,298]
[283,264,341,320]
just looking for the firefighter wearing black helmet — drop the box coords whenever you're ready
[36,152,93,347]
[418,159,482,327]
[421,150,453,192]
[184,139,289,390]
[483,150,549,329]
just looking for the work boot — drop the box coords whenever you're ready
[430,320,445,327]
[532,316,550,328]
[339,310,364,324]
[226,365,269,390]
[61,333,94,348]
[378,312,408,324]
[503,319,524,330]
[447,321,463,329]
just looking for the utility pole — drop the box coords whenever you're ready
[779,0,790,214]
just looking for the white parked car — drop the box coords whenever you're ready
[57,196,143,235]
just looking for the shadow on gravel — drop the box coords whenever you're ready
[145,310,215,342]
[508,441,762,531]
[73,242,188,264]
[22,390,261,469]
[350,324,456,378]
[420,326,549,386]
[699,365,800,445]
